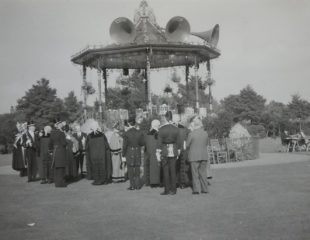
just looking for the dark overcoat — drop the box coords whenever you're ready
[122,127,144,166]
[145,129,160,184]
[157,123,181,157]
[39,135,51,161]
[86,132,109,163]
[12,135,26,170]
[49,129,67,168]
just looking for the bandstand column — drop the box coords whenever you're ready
[97,67,103,123]
[194,58,200,113]
[102,68,107,109]
[146,54,152,113]
[82,65,87,118]
[144,68,148,103]
[206,59,213,112]
[185,65,189,106]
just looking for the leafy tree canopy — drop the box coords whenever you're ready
[63,91,83,122]
[287,94,310,120]
[16,78,64,128]
[222,85,266,124]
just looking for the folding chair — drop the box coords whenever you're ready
[225,138,244,161]
[207,145,217,164]
[210,139,227,163]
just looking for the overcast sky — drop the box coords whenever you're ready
[0,0,310,114]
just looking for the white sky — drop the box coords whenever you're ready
[0,0,310,113]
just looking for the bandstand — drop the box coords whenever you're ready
[71,0,221,122]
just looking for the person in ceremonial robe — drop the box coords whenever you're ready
[144,119,161,187]
[63,124,78,182]
[109,123,125,183]
[186,116,209,194]
[23,121,39,182]
[85,122,110,185]
[12,122,27,177]
[38,125,53,184]
[49,120,67,187]
[73,124,87,178]
[122,117,144,190]
[157,111,181,195]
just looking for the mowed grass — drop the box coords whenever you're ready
[0,153,309,240]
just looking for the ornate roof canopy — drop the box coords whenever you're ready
[71,1,220,70]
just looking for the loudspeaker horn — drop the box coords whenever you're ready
[191,24,220,47]
[110,17,136,44]
[165,16,190,42]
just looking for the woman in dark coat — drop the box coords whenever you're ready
[85,122,110,185]
[12,122,27,177]
[49,121,67,188]
[144,119,161,187]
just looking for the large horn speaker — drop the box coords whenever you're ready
[165,16,190,42]
[191,24,220,47]
[110,17,136,44]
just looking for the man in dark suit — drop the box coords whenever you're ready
[23,121,39,182]
[73,125,87,178]
[157,111,181,195]
[49,120,67,187]
[122,117,144,190]
[177,121,191,188]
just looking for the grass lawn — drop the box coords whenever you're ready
[0,153,309,240]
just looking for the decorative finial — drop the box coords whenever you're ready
[134,0,157,25]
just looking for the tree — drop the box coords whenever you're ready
[16,78,64,129]
[106,70,147,113]
[204,110,234,138]
[286,94,310,133]
[287,94,310,120]
[0,113,17,146]
[174,75,210,109]
[261,101,288,136]
[222,85,266,124]
[63,91,83,122]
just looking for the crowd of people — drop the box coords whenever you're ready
[12,111,211,195]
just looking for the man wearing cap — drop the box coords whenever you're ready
[122,117,144,190]
[157,111,181,195]
[23,121,39,182]
[49,120,67,187]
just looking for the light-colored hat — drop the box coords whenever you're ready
[44,125,52,134]
[150,119,160,131]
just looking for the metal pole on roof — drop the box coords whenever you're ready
[146,52,152,114]
[97,64,103,124]
[194,56,199,113]
[82,65,87,119]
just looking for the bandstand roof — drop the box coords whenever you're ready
[71,0,220,70]
[71,43,220,69]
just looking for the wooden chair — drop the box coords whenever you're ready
[207,145,217,164]
[210,139,227,163]
[225,138,244,161]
